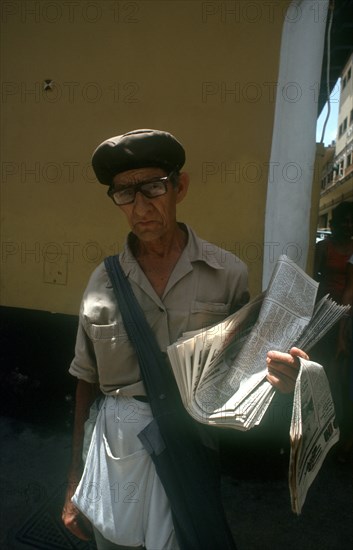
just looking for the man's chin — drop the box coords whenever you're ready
[132,223,163,241]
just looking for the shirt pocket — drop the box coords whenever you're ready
[189,300,231,331]
[87,323,137,389]
[88,322,128,343]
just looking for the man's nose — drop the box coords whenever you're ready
[133,190,152,213]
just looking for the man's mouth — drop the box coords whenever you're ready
[135,220,158,226]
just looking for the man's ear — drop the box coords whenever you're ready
[175,172,189,204]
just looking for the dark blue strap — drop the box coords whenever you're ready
[104,255,182,411]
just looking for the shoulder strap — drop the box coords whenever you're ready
[104,255,180,409]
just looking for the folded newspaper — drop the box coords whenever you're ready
[167,255,349,514]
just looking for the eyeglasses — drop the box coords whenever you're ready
[107,172,174,206]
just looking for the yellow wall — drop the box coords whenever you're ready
[1,0,291,314]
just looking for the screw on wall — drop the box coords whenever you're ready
[43,79,54,91]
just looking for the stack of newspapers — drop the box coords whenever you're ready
[167,255,349,513]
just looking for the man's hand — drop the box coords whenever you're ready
[62,380,99,540]
[62,483,93,541]
[266,347,309,393]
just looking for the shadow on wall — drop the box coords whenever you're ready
[0,306,78,430]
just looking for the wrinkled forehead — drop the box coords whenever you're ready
[112,167,167,187]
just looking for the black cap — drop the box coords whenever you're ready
[92,129,186,186]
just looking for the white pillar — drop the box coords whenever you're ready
[262,0,329,289]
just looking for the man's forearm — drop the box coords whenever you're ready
[63,379,99,540]
[67,379,100,483]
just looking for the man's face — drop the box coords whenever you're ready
[112,167,188,243]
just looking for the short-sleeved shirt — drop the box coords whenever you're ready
[69,224,249,396]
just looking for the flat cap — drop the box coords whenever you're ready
[92,129,186,186]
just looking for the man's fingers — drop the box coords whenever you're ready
[267,347,308,371]
[73,516,93,540]
[63,518,92,541]
[267,363,297,380]
[266,372,295,393]
[266,351,299,374]
[289,346,309,361]
[266,347,308,393]
[62,505,93,541]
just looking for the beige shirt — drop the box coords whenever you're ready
[69,224,249,396]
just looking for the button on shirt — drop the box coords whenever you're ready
[69,224,249,396]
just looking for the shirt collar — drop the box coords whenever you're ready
[184,224,226,270]
[118,223,225,277]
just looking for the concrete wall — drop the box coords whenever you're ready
[1,0,292,314]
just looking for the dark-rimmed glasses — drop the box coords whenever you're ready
[107,172,174,206]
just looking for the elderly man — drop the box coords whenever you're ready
[62,129,307,550]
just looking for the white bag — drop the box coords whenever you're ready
[72,396,176,549]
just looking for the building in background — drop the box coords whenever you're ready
[318,53,353,228]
